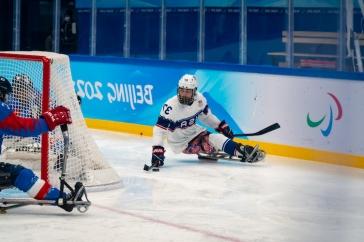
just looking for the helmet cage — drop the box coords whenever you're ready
[177,87,196,105]
[177,74,197,105]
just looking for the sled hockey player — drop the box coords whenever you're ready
[149,74,265,169]
[0,76,84,212]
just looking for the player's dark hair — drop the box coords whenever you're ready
[0,76,12,102]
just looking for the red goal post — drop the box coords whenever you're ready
[0,52,52,181]
[0,51,120,189]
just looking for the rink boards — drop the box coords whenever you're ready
[70,56,364,168]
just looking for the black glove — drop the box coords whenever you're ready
[151,146,165,167]
[216,120,234,139]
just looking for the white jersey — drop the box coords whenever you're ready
[153,92,221,153]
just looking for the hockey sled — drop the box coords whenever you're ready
[0,197,91,213]
[144,146,266,172]
[197,146,265,163]
[0,125,91,213]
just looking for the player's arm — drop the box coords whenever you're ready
[153,102,176,145]
[198,104,221,129]
[0,104,71,137]
[151,124,166,167]
[151,103,175,167]
[153,124,167,147]
[198,98,234,139]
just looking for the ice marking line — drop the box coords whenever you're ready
[94,204,245,242]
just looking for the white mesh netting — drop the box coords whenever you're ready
[0,51,121,189]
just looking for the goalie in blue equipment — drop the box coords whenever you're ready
[0,76,86,212]
[147,74,265,170]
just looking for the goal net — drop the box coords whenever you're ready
[0,51,120,189]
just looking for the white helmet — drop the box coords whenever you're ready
[177,74,198,105]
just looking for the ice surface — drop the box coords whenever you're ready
[1,129,364,242]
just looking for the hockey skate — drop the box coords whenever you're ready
[198,144,265,163]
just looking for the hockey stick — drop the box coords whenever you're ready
[0,198,88,207]
[233,123,280,137]
[57,124,91,213]
[58,124,69,196]
[143,163,160,172]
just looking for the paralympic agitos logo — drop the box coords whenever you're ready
[306,92,343,137]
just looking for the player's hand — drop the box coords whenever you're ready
[42,106,72,131]
[216,120,234,139]
[151,146,165,167]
